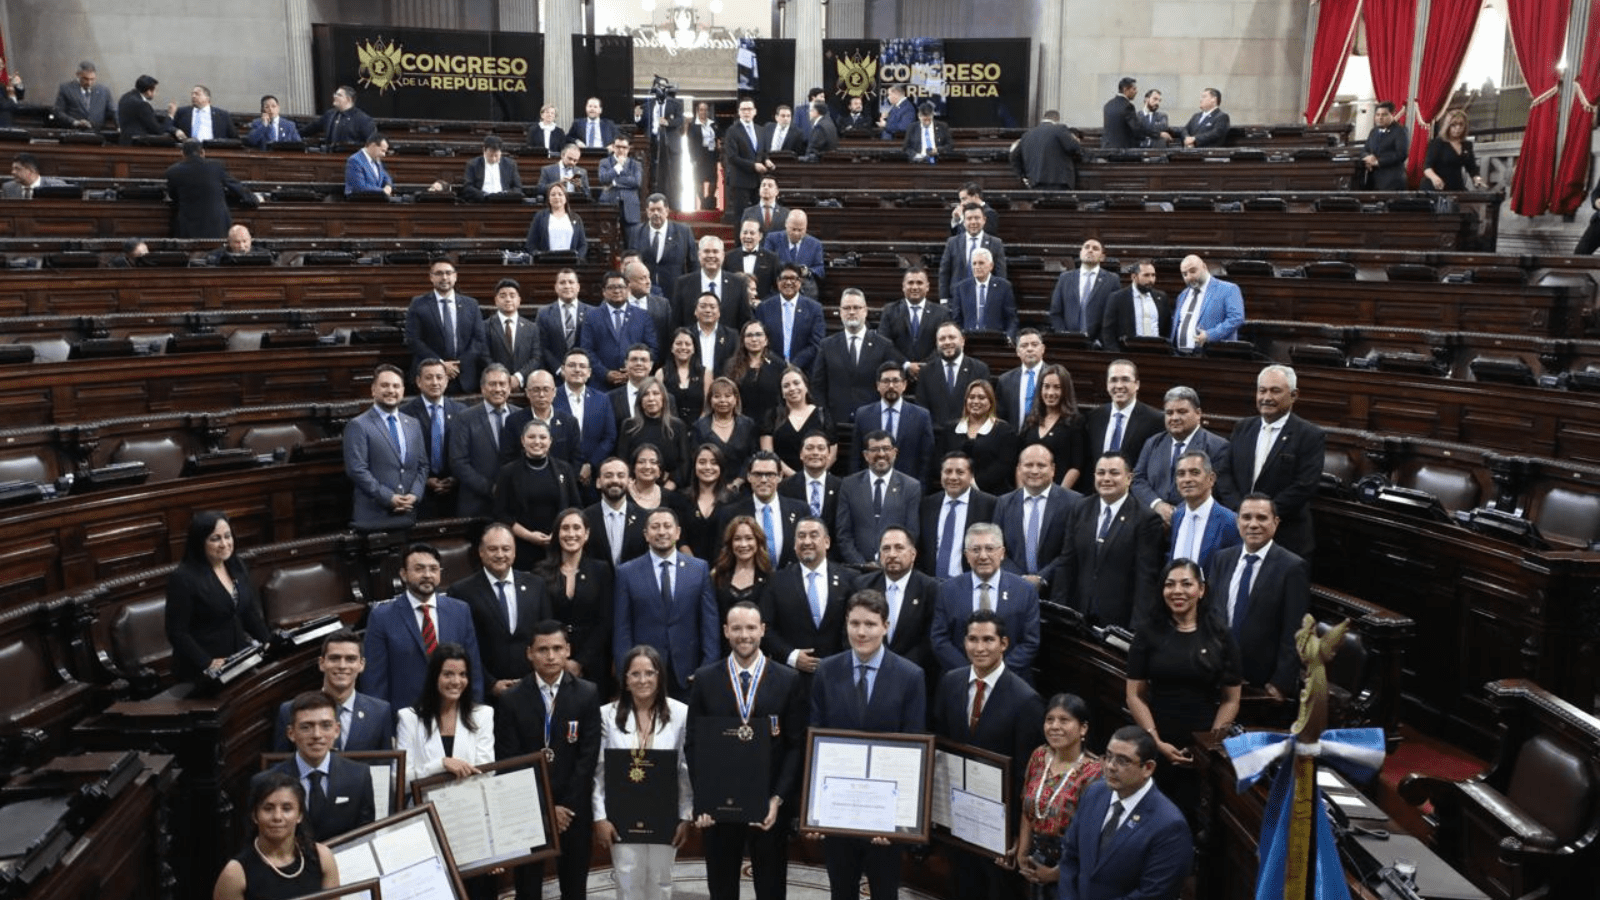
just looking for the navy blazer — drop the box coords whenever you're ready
[597,155,643,224]
[917,489,1000,579]
[343,149,392,195]
[555,385,620,471]
[1082,402,1165,476]
[174,106,238,141]
[614,552,719,692]
[360,593,485,710]
[948,276,1019,340]
[404,291,488,392]
[579,303,657,383]
[992,486,1082,587]
[903,120,955,160]
[343,405,427,531]
[1181,108,1231,147]
[880,100,916,141]
[722,118,768,192]
[761,232,827,284]
[760,563,855,665]
[1129,427,1232,510]
[630,220,697,290]
[1363,124,1410,190]
[878,299,953,364]
[856,570,940,677]
[939,232,1008,300]
[811,647,926,733]
[1048,268,1121,340]
[810,330,905,424]
[568,117,616,148]
[850,400,936,485]
[1221,413,1326,558]
[536,162,591,196]
[1057,779,1192,900]
[1169,501,1240,569]
[931,572,1041,675]
[1055,497,1164,630]
[399,395,467,479]
[461,155,524,201]
[273,692,394,753]
[1206,542,1310,693]
[244,117,302,149]
[256,754,376,842]
[781,472,842,532]
[449,568,551,686]
[480,313,542,387]
[835,469,923,566]
[755,294,826,371]
[535,300,594,374]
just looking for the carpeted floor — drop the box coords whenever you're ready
[1371,725,1489,836]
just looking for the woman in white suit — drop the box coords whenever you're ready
[593,645,693,900]
[395,642,496,783]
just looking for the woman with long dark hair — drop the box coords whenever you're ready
[617,377,691,490]
[1019,364,1085,490]
[725,320,784,430]
[710,515,773,641]
[939,378,1020,495]
[396,642,497,783]
[535,508,614,695]
[682,443,736,560]
[1016,693,1103,898]
[690,377,758,489]
[657,327,709,422]
[525,181,589,258]
[212,771,339,899]
[760,365,834,477]
[166,510,272,684]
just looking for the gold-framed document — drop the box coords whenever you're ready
[799,727,935,843]
[931,738,1012,856]
[326,804,468,900]
[409,752,561,875]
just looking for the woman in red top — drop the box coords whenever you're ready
[1016,693,1103,897]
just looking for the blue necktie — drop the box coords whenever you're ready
[660,560,673,606]
[810,480,822,517]
[1109,411,1125,451]
[386,413,402,456]
[1170,440,1186,481]
[429,404,444,472]
[909,304,921,340]
[1023,368,1036,420]
[762,504,778,563]
[1232,554,1258,639]
[938,498,962,578]
[1097,504,1113,541]
[1026,495,1042,572]
[783,302,795,359]
[976,281,987,326]
[807,571,822,626]
[884,405,898,440]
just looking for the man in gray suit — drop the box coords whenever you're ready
[1130,386,1232,527]
[2,153,68,199]
[449,364,520,520]
[836,430,923,568]
[1048,238,1120,341]
[53,61,116,130]
[343,364,428,531]
[597,134,644,227]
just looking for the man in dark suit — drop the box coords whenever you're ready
[505,371,582,470]
[996,329,1047,426]
[740,175,791,235]
[597,134,644,227]
[919,452,999,580]
[1168,450,1241,568]
[569,96,616,148]
[1362,101,1410,190]
[686,602,807,900]
[718,453,809,568]
[781,431,842,528]
[1139,90,1173,147]
[877,268,950,374]
[727,219,780,300]
[584,458,649,567]
[537,143,591,196]
[1082,359,1165,476]
[1207,495,1310,699]
[52,61,116,130]
[1219,365,1325,558]
[761,104,806,155]
[344,364,428,532]
[1100,77,1163,150]
[604,344,656,425]
[851,362,936,481]
[480,279,542,390]
[272,630,394,753]
[1048,238,1119,341]
[623,259,675,360]
[361,543,486,710]
[862,525,939,679]
[614,508,719,698]
[836,94,874,137]
[1130,385,1232,526]
[1055,451,1165,630]
[172,85,237,142]
[916,322,993,430]
[761,211,828,298]
[948,248,1019,340]
[399,358,467,520]
[760,516,854,677]
[639,88,683,194]
[497,622,603,900]
[993,444,1082,592]
[931,522,1041,676]
[555,349,618,489]
[405,258,487,394]
[687,291,739,378]
[461,134,523,201]
[1180,87,1231,148]
[932,610,1044,899]
[948,183,1001,235]
[164,139,257,240]
[803,100,840,157]
[808,590,926,900]
[755,263,826,371]
[811,289,905,424]
[117,75,180,144]
[449,522,552,699]
[258,691,377,841]
[903,102,954,162]
[876,85,916,141]
[630,194,697,291]
[723,98,770,224]
[244,94,301,149]
[672,235,750,332]
[836,430,922,567]
[939,205,1007,299]
[301,85,376,147]
[537,270,592,374]
[1100,259,1174,352]
[447,366,517,519]
[1056,726,1192,900]
[580,271,657,387]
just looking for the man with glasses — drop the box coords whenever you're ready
[255,691,377,841]
[836,431,921,568]
[405,258,487,394]
[931,522,1040,678]
[580,270,657,388]
[272,630,393,752]
[812,288,905,425]
[755,263,825,370]
[723,98,769,223]
[850,362,935,483]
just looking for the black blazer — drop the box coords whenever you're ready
[257,754,375,842]
[726,246,779,300]
[809,329,905,424]
[495,671,602,814]
[1205,543,1311,693]
[671,269,752,333]
[582,499,649,566]
[1100,287,1174,353]
[917,489,999,578]
[544,557,614,685]
[1082,401,1165,479]
[526,123,568,156]
[760,563,856,664]
[1055,497,1165,630]
[480,313,543,387]
[686,658,808,806]
[462,155,524,201]
[164,157,257,240]
[857,569,940,677]
[164,560,271,682]
[781,472,842,532]
[915,354,993,429]
[714,495,807,570]
[449,569,552,686]
[878,300,954,370]
[1221,413,1326,558]
[932,666,1044,807]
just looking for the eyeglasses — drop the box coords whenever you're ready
[1103,752,1144,769]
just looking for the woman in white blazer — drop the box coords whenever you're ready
[395,642,496,783]
[593,645,693,900]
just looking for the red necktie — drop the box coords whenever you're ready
[420,603,438,655]
[970,679,987,730]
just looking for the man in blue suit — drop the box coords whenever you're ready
[580,270,658,387]
[931,523,1040,677]
[569,96,616,148]
[993,444,1082,593]
[555,349,618,490]
[447,364,519,519]
[405,258,487,394]
[1168,451,1240,569]
[614,508,719,700]
[1048,238,1119,342]
[1130,386,1233,526]
[344,133,393,197]
[343,364,427,532]
[755,264,826,371]
[257,691,378,841]
[835,430,922,567]
[949,248,1019,340]
[851,362,935,482]
[761,211,827,297]
[362,543,485,711]
[272,630,394,752]
[243,95,302,149]
[399,358,468,520]
[1056,726,1192,900]
[1172,255,1245,350]
[597,134,643,227]
[808,589,926,900]
[877,86,915,141]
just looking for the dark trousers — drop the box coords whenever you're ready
[518,816,593,900]
[702,820,789,900]
[950,847,1016,900]
[823,836,901,900]
[1577,214,1600,256]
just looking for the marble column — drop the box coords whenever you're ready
[1033,0,1062,120]
[791,0,824,101]
[282,0,315,115]
[829,0,867,39]
[545,0,580,126]
[396,1,461,29]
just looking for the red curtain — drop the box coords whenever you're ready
[1404,0,1485,186]
[1508,0,1574,216]
[1304,0,1366,124]
[1552,0,1600,214]
[1364,0,1420,128]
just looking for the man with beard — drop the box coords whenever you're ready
[811,288,904,424]
[361,543,485,709]
[1171,254,1245,351]
[614,508,719,699]
[1138,89,1172,147]
[915,322,992,431]
[583,457,648,567]
[760,517,854,679]
[851,362,935,482]
[343,364,426,531]
[1100,259,1173,352]
[836,431,922,567]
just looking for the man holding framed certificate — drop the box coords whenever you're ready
[687,601,807,900]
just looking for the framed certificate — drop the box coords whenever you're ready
[410,752,561,875]
[931,738,1012,857]
[326,804,468,900]
[261,750,407,821]
[799,727,935,843]
[604,748,680,842]
[691,717,772,822]
[292,877,381,899]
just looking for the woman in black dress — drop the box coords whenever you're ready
[691,377,758,489]
[681,443,735,560]
[1019,364,1086,490]
[710,515,773,654]
[761,365,835,478]
[616,378,692,490]
[939,379,1020,495]
[537,507,615,695]
[724,320,784,430]
[1125,557,1242,828]
[1423,108,1486,192]
[657,327,708,423]
[212,771,338,900]
[166,510,273,685]
[493,420,581,569]
[626,442,692,531]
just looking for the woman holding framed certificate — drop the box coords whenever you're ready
[593,645,694,900]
